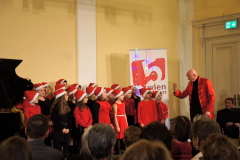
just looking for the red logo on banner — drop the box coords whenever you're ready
[131,58,165,87]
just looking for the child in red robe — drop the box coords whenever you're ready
[153,91,168,124]
[138,88,158,128]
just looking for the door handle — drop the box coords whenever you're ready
[234,94,237,106]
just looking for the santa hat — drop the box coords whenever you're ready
[140,88,150,98]
[54,89,66,99]
[106,88,114,97]
[147,87,153,92]
[152,91,161,100]
[25,91,39,104]
[75,90,86,102]
[71,83,80,89]
[86,87,96,96]
[113,89,123,99]
[56,79,66,85]
[55,84,66,91]
[128,85,136,90]
[111,84,120,90]
[33,83,45,91]
[94,87,104,97]
[67,86,77,96]
[42,82,49,88]
[89,83,97,87]
[122,87,132,96]
[25,78,31,82]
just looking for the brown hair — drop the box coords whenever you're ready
[50,95,71,115]
[225,98,234,104]
[120,140,172,160]
[0,136,33,160]
[88,94,96,101]
[192,118,221,146]
[201,133,240,160]
[96,94,105,101]
[76,95,88,112]
[68,94,74,102]
[171,116,192,142]
[124,126,141,147]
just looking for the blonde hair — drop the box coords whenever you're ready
[80,126,93,155]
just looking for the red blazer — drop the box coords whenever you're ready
[156,101,168,121]
[74,106,93,128]
[174,76,215,119]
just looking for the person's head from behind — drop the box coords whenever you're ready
[192,118,221,151]
[26,114,49,140]
[170,116,191,142]
[140,121,173,151]
[80,126,93,156]
[201,133,240,160]
[0,136,33,160]
[124,126,141,148]
[225,98,234,110]
[120,139,172,160]
[88,123,116,159]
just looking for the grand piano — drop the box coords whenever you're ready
[0,58,33,142]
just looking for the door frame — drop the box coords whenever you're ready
[192,13,240,78]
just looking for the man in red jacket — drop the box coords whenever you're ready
[173,69,216,121]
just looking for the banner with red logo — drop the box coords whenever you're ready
[129,48,170,128]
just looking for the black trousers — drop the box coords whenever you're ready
[53,141,68,158]
[114,139,125,155]
[127,115,134,126]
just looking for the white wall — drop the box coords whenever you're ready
[76,0,96,91]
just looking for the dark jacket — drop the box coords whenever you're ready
[51,105,72,142]
[29,139,64,160]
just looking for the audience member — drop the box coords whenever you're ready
[0,136,33,160]
[201,133,240,160]
[68,126,93,160]
[88,123,116,160]
[120,139,172,160]
[170,116,192,160]
[140,121,173,151]
[216,98,239,138]
[26,114,64,160]
[191,118,221,160]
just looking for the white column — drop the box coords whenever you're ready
[76,0,96,91]
[178,0,194,117]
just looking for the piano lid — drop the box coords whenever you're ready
[0,58,33,109]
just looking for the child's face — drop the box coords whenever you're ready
[126,91,132,99]
[65,93,69,101]
[37,88,46,97]
[102,89,107,99]
[83,95,88,103]
[132,87,137,95]
[156,93,162,102]
[108,92,114,99]
[45,86,50,94]
[145,92,151,99]
[63,82,67,88]
[119,93,124,101]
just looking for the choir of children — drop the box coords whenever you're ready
[21,79,169,157]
